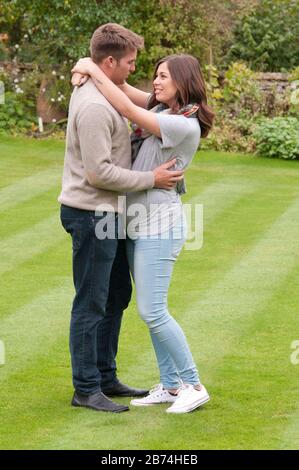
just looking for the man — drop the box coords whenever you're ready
[58,23,183,413]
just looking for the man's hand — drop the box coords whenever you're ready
[153,159,184,190]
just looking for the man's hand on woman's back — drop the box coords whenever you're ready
[153,158,184,190]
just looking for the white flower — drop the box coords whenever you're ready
[60,75,65,80]
[52,71,57,76]
[58,97,62,102]
[24,34,29,39]
[50,98,55,102]
[15,44,19,49]
[14,78,19,83]
[52,118,57,123]
[16,88,23,94]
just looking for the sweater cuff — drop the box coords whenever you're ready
[145,171,155,189]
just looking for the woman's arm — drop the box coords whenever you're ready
[71,73,150,108]
[118,83,150,108]
[71,58,161,138]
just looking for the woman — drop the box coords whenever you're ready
[71,54,214,413]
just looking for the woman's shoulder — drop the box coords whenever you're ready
[186,116,201,137]
[158,111,200,128]
[155,113,200,150]
[165,113,201,138]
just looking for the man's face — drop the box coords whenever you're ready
[110,49,137,85]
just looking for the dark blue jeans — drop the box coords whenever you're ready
[60,204,132,395]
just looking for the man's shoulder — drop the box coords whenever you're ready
[74,79,117,115]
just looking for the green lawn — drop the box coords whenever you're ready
[0,135,299,450]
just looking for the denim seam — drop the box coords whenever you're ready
[137,238,179,388]
[78,218,95,384]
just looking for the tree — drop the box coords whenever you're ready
[226,0,299,71]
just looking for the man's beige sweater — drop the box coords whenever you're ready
[58,79,154,213]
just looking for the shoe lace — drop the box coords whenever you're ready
[149,384,163,394]
[176,383,194,397]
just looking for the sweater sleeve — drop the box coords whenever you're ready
[77,103,154,192]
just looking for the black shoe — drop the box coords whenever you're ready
[71,390,129,413]
[101,381,149,397]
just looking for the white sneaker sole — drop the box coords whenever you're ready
[131,400,174,407]
[166,395,210,414]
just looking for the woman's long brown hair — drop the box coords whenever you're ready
[148,54,215,138]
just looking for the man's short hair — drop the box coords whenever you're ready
[90,23,144,63]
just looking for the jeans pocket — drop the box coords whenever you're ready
[170,215,187,258]
[61,217,85,251]
[171,236,185,258]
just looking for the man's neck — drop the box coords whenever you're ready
[98,62,115,83]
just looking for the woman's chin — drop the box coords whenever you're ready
[155,95,165,104]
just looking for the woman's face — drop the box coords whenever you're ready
[153,61,178,107]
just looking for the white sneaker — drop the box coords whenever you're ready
[130,384,178,407]
[166,384,210,414]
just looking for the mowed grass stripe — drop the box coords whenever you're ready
[40,196,299,450]
[0,136,64,172]
[0,240,70,320]
[276,265,299,450]
[171,180,299,310]
[201,262,299,450]
[0,168,62,212]
[280,405,299,449]
[9,193,299,450]
[184,178,258,225]
[0,179,265,448]
[1,139,298,449]
[0,179,252,372]
[183,194,299,358]
[0,212,65,276]
[0,187,61,240]
[139,262,299,450]
[2,264,298,450]
[132,198,299,450]
[0,178,259,319]
[118,181,298,380]
[0,278,73,383]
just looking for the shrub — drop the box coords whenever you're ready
[222,62,262,116]
[226,0,299,72]
[0,91,36,134]
[201,110,257,155]
[253,117,299,160]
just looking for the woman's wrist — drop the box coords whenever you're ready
[118,82,127,90]
[89,62,100,78]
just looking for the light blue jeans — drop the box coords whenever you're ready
[126,215,200,389]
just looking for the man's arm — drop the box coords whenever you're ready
[77,103,183,192]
